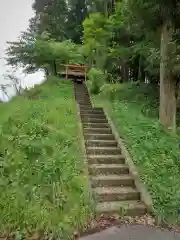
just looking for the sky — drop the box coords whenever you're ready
[0,0,44,100]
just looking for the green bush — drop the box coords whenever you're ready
[100,83,121,100]
[125,83,159,118]
[87,68,106,94]
[23,86,42,99]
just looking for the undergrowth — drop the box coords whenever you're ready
[93,82,180,224]
[0,77,92,239]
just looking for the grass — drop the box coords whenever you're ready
[92,82,180,224]
[0,77,93,239]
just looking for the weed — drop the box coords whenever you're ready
[93,83,180,224]
[0,77,93,238]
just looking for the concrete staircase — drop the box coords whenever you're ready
[74,82,147,216]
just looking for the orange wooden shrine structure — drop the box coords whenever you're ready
[60,64,88,81]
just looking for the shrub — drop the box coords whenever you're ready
[87,68,106,94]
[24,86,42,99]
[100,83,121,100]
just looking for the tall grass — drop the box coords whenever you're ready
[0,77,92,238]
[93,82,180,224]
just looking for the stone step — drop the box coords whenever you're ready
[75,95,90,101]
[96,201,147,216]
[81,114,107,120]
[89,164,129,175]
[77,101,91,105]
[80,111,105,115]
[74,88,88,91]
[94,187,140,202]
[75,91,89,94]
[76,92,89,94]
[77,98,91,102]
[75,94,89,97]
[75,93,89,95]
[79,103,92,106]
[84,107,102,110]
[85,140,117,147]
[82,118,108,124]
[88,155,125,164]
[80,107,94,111]
[79,106,92,109]
[81,109,105,114]
[83,123,110,129]
[86,147,121,155]
[77,100,91,103]
[79,104,92,107]
[76,92,88,94]
[79,103,92,107]
[84,128,112,134]
[78,99,91,103]
[91,174,134,187]
[84,134,115,141]
[80,109,104,115]
[75,95,89,98]
[81,101,93,108]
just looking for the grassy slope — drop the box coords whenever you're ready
[93,83,180,223]
[0,77,92,238]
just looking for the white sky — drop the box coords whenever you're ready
[0,0,44,100]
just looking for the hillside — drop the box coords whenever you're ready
[4,0,180,231]
[93,83,180,223]
[0,77,92,238]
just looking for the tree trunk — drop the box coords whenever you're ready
[44,67,49,76]
[159,20,176,130]
[53,60,57,76]
[139,56,145,82]
[133,55,140,81]
[121,61,129,82]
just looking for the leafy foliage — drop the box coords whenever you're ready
[83,13,110,69]
[87,68,106,94]
[6,38,84,74]
[100,83,121,100]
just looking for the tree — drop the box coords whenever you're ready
[32,0,52,13]
[32,0,88,43]
[66,0,87,43]
[87,0,115,16]
[0,84,11,101]
[123,0,180,130]
[43,1,68,41]
[6,0,180,132]
[6,32,84,76]
[3,74,23,96]
[83,13,110,71]
[82,0,180,130]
